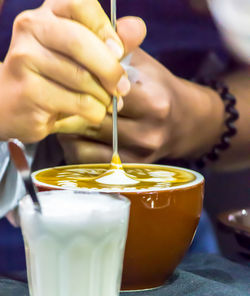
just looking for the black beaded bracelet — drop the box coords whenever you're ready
[193,78,239,168]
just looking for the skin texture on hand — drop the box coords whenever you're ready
[58,48,227,166]
[0,0,146,143]
[59,47,250,171]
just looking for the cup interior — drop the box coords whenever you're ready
[32,163,204,192]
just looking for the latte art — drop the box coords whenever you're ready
[34,164,196,192]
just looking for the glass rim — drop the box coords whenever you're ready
[19,190,131,208]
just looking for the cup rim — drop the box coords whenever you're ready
[32,163,204,193]
[19,190,131,214]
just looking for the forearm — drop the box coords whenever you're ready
[189,69,250,171]
[175,67,249,171]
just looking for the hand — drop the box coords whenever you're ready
[0,0,146,143]
[58,48,225,165]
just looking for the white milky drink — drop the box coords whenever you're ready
[19,191,130,296]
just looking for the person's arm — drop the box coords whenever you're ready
[176,67,250,171]
[57,49,250,172]
[213,69,250,170]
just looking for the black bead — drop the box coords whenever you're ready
[215,142,229,150]
[221,133,230,142]
[223,93,236,103]
[226,108,239,121]
[207,147,220,161]
[226,123,237,136]
[193,77,238,168]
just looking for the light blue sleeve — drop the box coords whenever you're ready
[0,142,37,218]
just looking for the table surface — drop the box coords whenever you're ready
[1,254,250,296]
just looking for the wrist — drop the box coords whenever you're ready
[174,78,225,159]
[194,84,225,157]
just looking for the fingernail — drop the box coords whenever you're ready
[106,39,124,59]
[117,75,131,96]
[117,96,124,111]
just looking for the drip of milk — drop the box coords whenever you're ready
[95,153,139,186]
[96,168,139,185]
[103,0,141,187]
[19,191,130,296]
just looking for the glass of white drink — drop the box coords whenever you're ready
[19,190,130,296]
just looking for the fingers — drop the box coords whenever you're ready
[46,1,147,58]
[82,115,165,157]
[16,9,129,96]
[117,17,147,55]
[55,115,138,148]
[29,72,106,124]
[22,40,111,106]
[45,0,124,55]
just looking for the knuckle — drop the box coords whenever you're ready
[102,63,124,91]
[77,93,91,110]
[103,54,124,78]
[76,67,91,86]
[96,21,110,40]
[29,112,50,138]
[150,90,171,121]
[9,50,31,69]
[18,78,32,100]
[68,0,83,15]
[77,94,106,123]
[134,130,165,152]
[18,73,36,100]
[14,10,34,31]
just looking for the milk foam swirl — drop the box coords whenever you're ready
[34,164,197,192]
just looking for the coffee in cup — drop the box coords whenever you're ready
[33,164,204,290]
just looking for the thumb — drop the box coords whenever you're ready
[117,17,147,55]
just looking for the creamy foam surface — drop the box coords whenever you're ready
[34,164,197,192]
[20,191,128,227]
